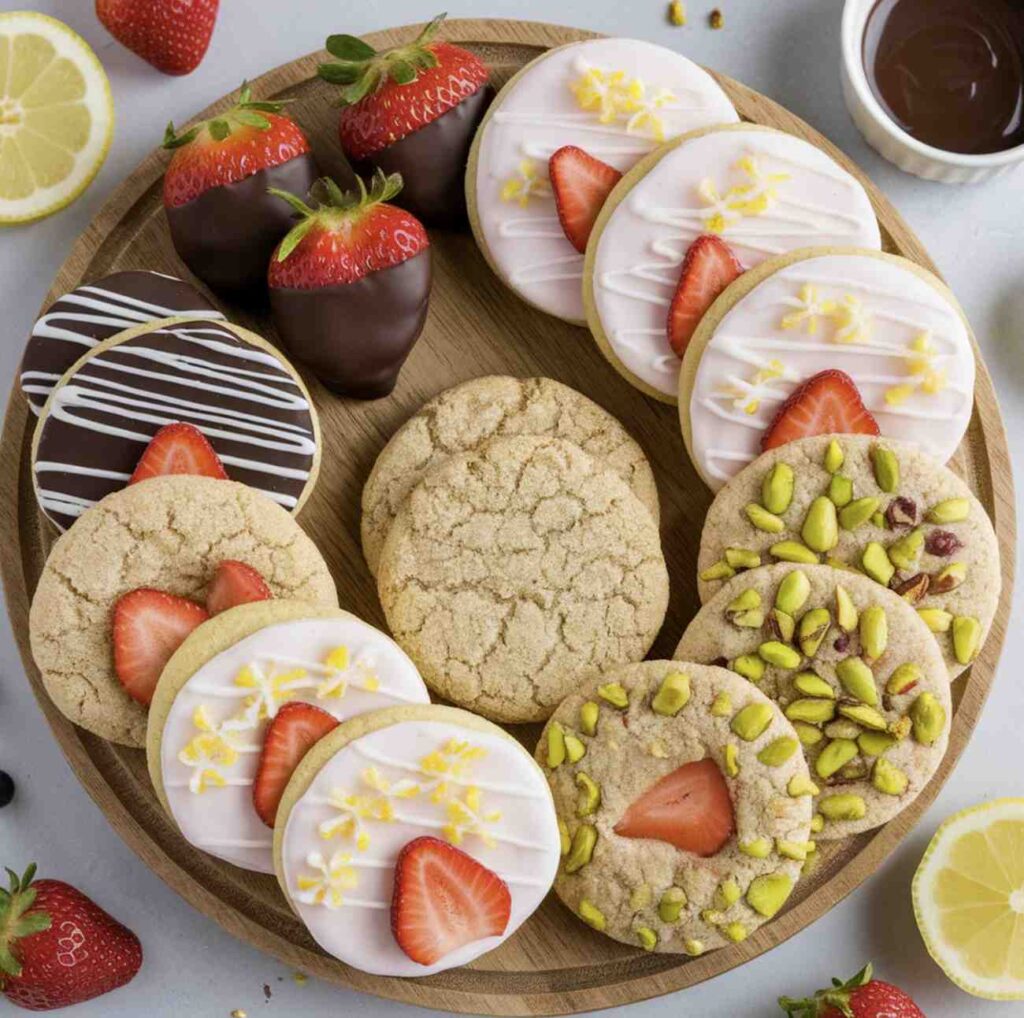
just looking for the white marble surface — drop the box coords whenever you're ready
[0,2,1021,1015]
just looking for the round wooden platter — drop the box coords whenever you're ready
[0,17,1016,1016]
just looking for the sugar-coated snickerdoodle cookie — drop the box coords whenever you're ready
[538,661,813,955]
[147,600,430,874]
[29,476,338,748]
[675,564,951,839]
[377,435,669,723]
[274,704,561,977]
[361,375,659,575]
[696,435,1000,680]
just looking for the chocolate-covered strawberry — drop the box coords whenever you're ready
[318,13,491,227]
[268,171,431,399]
[162,83,319,295]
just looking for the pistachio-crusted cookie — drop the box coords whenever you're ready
[538,661,813,954]
[361,375,659,576]
[29,476,338,748]
[696,435,1000,680]
[377,435,669,723]
[675,564,951,839]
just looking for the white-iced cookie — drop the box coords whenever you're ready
[274,705,561,977]
[585,124,881,401]
[679,249,975,490]
[147,601,430,874]
[467,38,738,324]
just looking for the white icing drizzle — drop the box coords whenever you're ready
[193,837,274,849]
[23,280,225,414]
[509,253,585,285]
[34,320,317,523]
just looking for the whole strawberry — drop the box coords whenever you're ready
[318,13,491,226]
[163,82,319,295]
[779,963,925,1018]
[96,0,219,76]
[0,864,142,1011]
[268,171,431,399]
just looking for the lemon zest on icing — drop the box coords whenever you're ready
[780,284,837,334]
[500,158,551,207]
[698,154,790,234]
[570,67,676,140]
[295,850,358,910]
[885,329,947,404]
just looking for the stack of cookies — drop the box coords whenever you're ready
[362,375,669,722]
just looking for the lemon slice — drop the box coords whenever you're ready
[913,798,1024,1000]
[0,12,113,224]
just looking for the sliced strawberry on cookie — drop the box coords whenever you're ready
[205,560,272,616]
[548,145,623,254]
[667,235,743,358]
[267,172,430,399]
[252,701,339,827]
[318,13,491,225]
[112,589,209,705]
[762,369,880,452]
[613,758,735,857]
[129,422,228,485]
[162,82,319,293]
[391,836,512,966]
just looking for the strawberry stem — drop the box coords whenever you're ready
[778,963,873,1017]
[317,12,447,105]
[163,81,295,150]
[269,169,404,262]
[0,864,52,981]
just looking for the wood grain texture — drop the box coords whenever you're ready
[0,18,1016,1015]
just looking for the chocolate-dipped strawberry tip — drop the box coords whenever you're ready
[317,13,491,227]
[162,81,319,295]
[267,170,432,401]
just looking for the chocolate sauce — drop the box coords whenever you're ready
[863,0,1024,154]
[351,85,494,228]
[269,249,432,400]
[165,153,319,295]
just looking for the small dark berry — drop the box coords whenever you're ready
[833,632,851,653]
[0,770,14,808]
[885,496,918,529]
[925,529,963,557]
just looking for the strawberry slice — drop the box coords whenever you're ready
[112,589,209,705]
[613,758,735,857]
[129,422,228,485]
[206,560,273,616]
[761,369,880,452]
[391,836,512,966]
[667,236,743,358]
[252,701,339,827]
[549,145,623,254]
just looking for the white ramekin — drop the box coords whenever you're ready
[841,0,1024,184]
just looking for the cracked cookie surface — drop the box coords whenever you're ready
[697,435,1000,679]
[675,564,951,839]
[377,435,668,722]
[361,376,659,576]
[29,476,338,748]
[539,661,812,954]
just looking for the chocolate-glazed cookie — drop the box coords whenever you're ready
[162,84,320,296]
[32,319,320,532]
[318,14,490,228]
[353,85,493,227]
[20,270,224,416]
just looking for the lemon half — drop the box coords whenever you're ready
[0,12,113,224]
[913,797,1024,1000]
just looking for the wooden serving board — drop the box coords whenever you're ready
[0,18,1016,1016]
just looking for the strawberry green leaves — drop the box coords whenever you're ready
[162,80,292,149]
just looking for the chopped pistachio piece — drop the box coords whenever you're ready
[715,878,741,910]
[558,819,570,855]
[836,656,879,705]
[745,502,786,533]
[651,671,691,716]
[926,498,969,524]
[722,921,747,943]
[700,560,736,582]
[802,496,839,553]
[759,641,802,669]
[746,873,793,918]
[952,616,981,664]
[724,742,740,776]
[762,462,795,514]
[725,547,761,570]
[575,772,601,816]
[839,496,880,531]
[769,607,796,643]
[932,561,967,593]
[818,793,867,821]
[918,607,953,633]
[630,884,652,910]
[798,608,831,658]
[792,671,835,699]
[810,812,825,833]
[794,721,824,746]
[824,719,862,741]
[815,738,858,779]
[910,692,946,746]
[547,722,566,768]
[862,542,896,584]
[859,605,888,662]
[838,703,887,731]
[564,824,597,873]
[731,703,774,741]
[787,773,820,797]
[776,840,813,862]
[871,446,899,492]
[739,837,773,858]
[658,886,687,923]
[785,698,836,725]
[579,700,599,737]
[597,682,629,708]
[710,691,733,717]
[887,529,924,571]
[770,540,819,564]
[637,926,658,951]
[835,585,858,632]
[886,662,922,695]
[757,736,799,767]
[731,654,766,683]
[564,732,586,763]
[828,473,854,508]
[684,939,704,956]
[872,757,909,796]
[775,570,811,615]
[578,899,605,930]
[824,439,845,473]
[858,730,896,756]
